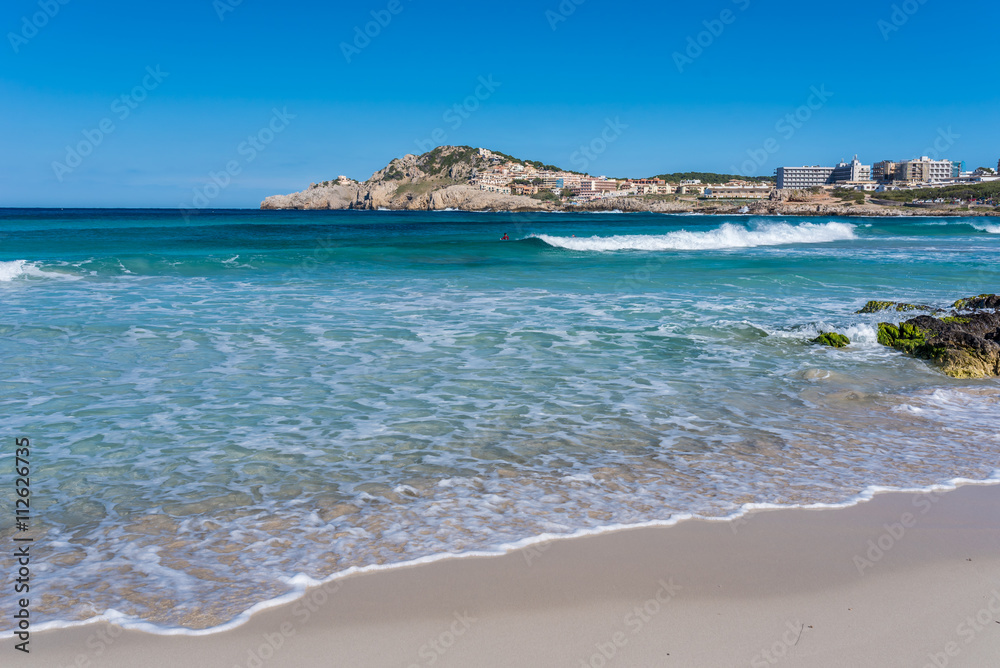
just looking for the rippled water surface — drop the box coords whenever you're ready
[1,209,998,630]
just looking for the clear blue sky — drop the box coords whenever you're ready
[1,0,998,208]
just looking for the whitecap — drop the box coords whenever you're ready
[532,221,857,251]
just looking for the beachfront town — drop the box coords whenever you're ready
[468,148,1000,203]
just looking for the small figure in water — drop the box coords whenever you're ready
[501,233,509,241]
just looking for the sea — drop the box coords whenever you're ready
[1,208,998,634]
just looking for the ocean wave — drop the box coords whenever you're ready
[532,221,857,251]
[0,259,70,282]
[971,223,1000,234]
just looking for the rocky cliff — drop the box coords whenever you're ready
[261,146,554,212]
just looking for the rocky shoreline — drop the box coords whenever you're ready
[817,295,1000,379]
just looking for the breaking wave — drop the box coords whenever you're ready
[532,221,858,251]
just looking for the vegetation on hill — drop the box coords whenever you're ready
[873,181,1000,203]
[832,187,866,205]
[418,146,480,177]
[649,172,776,185]
[530,190,561,203]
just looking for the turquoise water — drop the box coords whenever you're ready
[1,209,999,630]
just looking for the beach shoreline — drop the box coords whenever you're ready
[28,481,1000,667]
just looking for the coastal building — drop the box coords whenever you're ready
[839,180,880,192]
[831,156,872,183]
[511,183,539,196]
[776,165,836,189]
[627,179,674,195]
[873,160,900,183]
[702,182,772,199]
[676,181,707,195]
[898,157,955,184]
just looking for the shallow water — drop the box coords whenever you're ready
[1,209,998,631]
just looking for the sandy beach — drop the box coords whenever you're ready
[27,482,1000,668]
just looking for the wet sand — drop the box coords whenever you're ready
[28,483,1000,667]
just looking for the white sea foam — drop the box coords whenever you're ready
[0,259,68,281]
[971,223,1000,234]
[533,221,857,251]
[10,473,998,638]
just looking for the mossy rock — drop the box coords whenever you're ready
[856,300,934,314]
[877,322,930,355]
[813,332,850,348]
[952,294,1000,311]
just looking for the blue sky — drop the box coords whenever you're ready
[1,0,998,208]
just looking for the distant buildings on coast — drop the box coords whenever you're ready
[776,154,999,191]
[470,148,771,202]
[468,148,999,203]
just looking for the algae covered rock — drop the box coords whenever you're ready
[856,300,935,314]
[952,294,1000,311]
[877,309,1000,378]
[813,332,851,348]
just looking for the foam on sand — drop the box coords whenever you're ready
[533,221,857,251]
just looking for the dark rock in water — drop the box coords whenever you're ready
[813,332,850,348]
[876,297,1000,378]
[952,294,1000,311]
[856,300,936,314]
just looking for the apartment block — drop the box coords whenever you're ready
[776,166,835,189]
